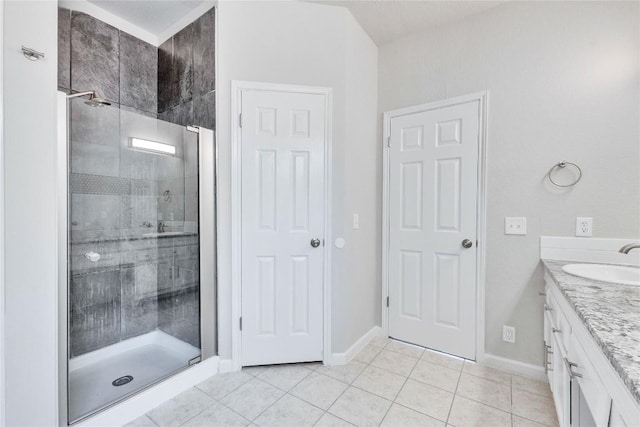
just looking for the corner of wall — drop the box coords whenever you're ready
[0,0,5,424]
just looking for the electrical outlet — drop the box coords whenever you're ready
[505,217,527,235]
[576,217,593,237]
[503,325,516,343]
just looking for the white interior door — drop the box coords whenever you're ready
[241,89,325,366]
[388,100,480,360]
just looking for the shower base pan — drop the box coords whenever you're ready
[68,330,200,423]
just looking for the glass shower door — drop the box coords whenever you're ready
[67,98,202,423]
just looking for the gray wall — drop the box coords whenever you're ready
[58,7,216,129]
[67,102,202,355]
[216,1,379,358]
[58,9,158,116]
[158,8,216,130]
[59,8,214,355]
[378,1,640,366]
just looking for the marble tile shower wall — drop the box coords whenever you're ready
[58,9,158,115]
[158,8,216,130]
[59,8,212,355]
[67,103,201,355]
[58,7,215,124]
[70,235,200,356]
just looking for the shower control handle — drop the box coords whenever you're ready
[310,238,321,248]
[462,239,473,249]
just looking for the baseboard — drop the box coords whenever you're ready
[77,356,219,427]
[327,325,382,366]
[481,353,547,381]
[218,358,236,373]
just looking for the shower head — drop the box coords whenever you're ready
[67,90,111,107]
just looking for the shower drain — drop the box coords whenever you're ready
[112,375,134,387]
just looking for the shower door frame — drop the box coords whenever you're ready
[56,91,217,425]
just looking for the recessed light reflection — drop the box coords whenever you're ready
[130,137,176,155]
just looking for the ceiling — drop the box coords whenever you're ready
[81,0,506,47]
[310,0,507,45]
[87,0,209,36]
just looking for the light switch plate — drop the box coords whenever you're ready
[505,217,527,235]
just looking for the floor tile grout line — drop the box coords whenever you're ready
[185,345,547,427]
[247,384,289,424]
[360,337,401,417]
[206,391,253,425]
[256,365,314,393]
[510,374,514,417]
[511,410,558,427]
[195,372,252,401]
[318,346,381,426]
[174,388,219,427]
[391,401,449,425]
[453,389,514,413]
[215,376,286,424]
[444,361,464,426]
[144,414,160,427]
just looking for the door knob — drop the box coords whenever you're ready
[461,239,473,249]
[310,238,321,248]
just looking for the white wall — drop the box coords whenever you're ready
[216,0,379,357]
[378,1,640,366]
[2,1,59,425]
[0,2,5,424]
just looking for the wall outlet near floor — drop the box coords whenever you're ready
[503,325,516,343]
[505,217,527,235]
[576,217,593,237]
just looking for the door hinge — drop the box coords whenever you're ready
[387,136,391,148]
[239,113,242,128]
[386,296,389,308]
[239,317,243,331]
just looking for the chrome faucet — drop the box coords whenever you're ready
[618,243,640,254]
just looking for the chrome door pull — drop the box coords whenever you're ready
[461,239,473,248]
[310,238,321,248]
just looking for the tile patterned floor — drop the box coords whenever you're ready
[127,339,559,427]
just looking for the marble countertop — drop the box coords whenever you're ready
[72,232,198,245]
[542,259,640,406]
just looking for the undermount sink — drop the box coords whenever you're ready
[562,263,640,286]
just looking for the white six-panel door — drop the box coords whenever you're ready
[241,89,325,366]
[388,100,480,360]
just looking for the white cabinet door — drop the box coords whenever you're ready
[240,89,326,366]
[552,332,571,427]
[388,101,480,359]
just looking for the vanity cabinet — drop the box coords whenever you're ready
[543,273,640,427]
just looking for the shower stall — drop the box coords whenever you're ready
[58,93,216,424]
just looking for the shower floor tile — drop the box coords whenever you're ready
[69,330,200,423]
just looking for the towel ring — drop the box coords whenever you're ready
[547,161,582,187]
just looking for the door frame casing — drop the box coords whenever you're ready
[381,91,489,362]
[230,81,333,370]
